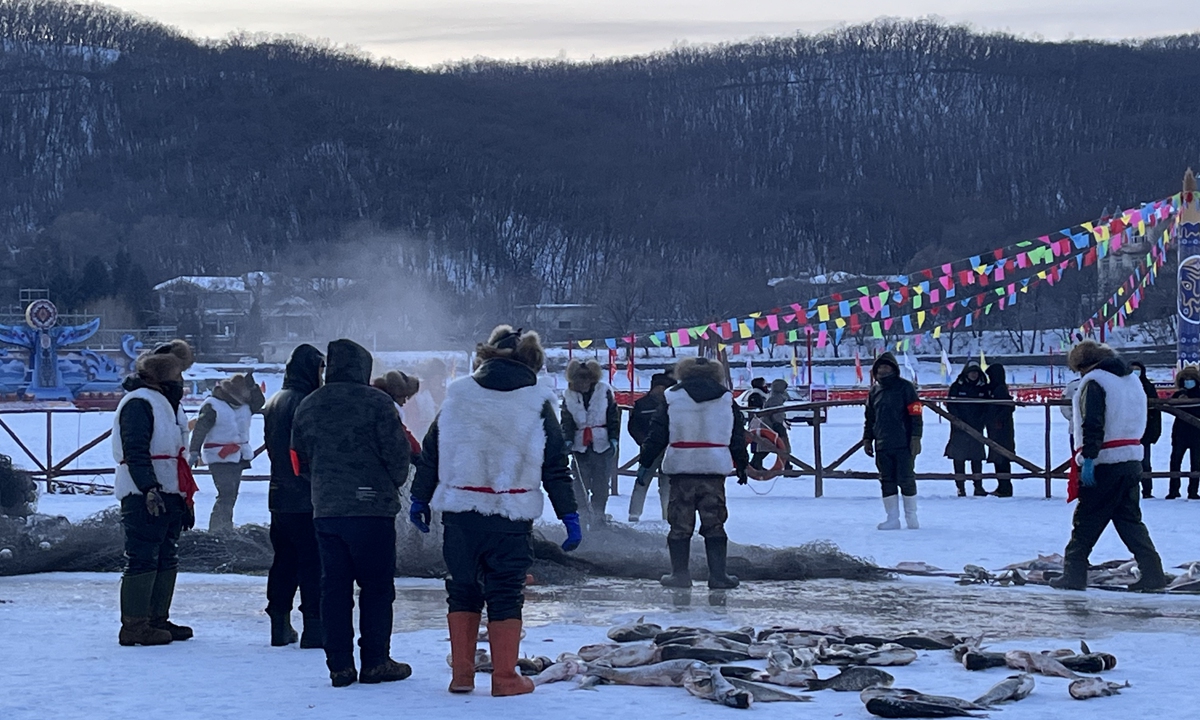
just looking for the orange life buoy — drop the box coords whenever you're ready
[745,420,787,478]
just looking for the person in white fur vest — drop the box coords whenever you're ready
[637,357,749,590]
[1050,340,1166,592]
[560,358,620,525]
[188,372,265,532]
[409,326,580,697]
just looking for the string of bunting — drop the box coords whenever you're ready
[1077,231,1170,336]
[568,194,1182,353]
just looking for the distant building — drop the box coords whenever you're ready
[515,304,601,343]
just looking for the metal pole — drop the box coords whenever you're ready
[45,411,54,494]
[568,333,574,362]
[813,409,824,498]
[806,329,813,386]
[1044,402,1053,499]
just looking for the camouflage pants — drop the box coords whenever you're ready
[666,475,728,542]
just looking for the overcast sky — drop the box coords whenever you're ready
[109,0,1197,66]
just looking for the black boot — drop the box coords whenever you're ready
[1048,565,1087,591]
[972,482,988,497]
[300,616,325,649]
[955,480,966,497]
[660,539,692,588]
[1188,479,1200,500]
[148,569,192,641]
[269,610,299,647]
[704,537,740,590]
[1129,555,1168,592]
[1166,478,1181,499]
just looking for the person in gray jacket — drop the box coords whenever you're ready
[291,339,412,688]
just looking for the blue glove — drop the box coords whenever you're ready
[561,512,582,552]
[1080,458,1096,488]
[409,499,431,533]
[635,465,651,488]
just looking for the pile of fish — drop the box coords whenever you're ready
[508,617,1135,716]
[931,554,1200,592]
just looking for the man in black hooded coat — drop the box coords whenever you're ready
[945,362,990,496]
[863,353,923,529]
[262,343,325,649]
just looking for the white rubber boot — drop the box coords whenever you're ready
[877,494,902,530]
[903,495,919,530]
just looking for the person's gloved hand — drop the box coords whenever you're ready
[910,437,922,457]
[145,488,166,517]
[561,512,582,552]
[635,466,651,488]
[188,451,201,468]
[736,469,749,486]
[1080,458,1096,487]
[409,499,431,533]
[181,504,196,531]
[863,439,875,458]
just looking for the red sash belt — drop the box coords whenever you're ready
[453,486,531,494]
[1068,438,1143,503]
[582,425,604,447]
[203,442,243,459]
[670,441,726,449]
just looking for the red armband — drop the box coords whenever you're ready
[290,449,302,476]
[907,402,923,416]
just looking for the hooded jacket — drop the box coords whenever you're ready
[1170,366,1200,446]
[984,363,1016,458]
[291,339,411,519]
[1129,361,1162,445]
[411,357,577,533]
[763,379,790,431]
[263,344,324,513]
[639,359,749,479]
[944,362,990,461]
[863,353,923,452]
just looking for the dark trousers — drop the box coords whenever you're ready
[121,494,185,577]
[954,459,984,494]
[666,476,728,542]
[442,523,533,622]
[574,449,614,520]
[314,516,396,671]
[1168,441,1200,497]
[1140,443,1154,497]
[267,511,322,619]
[208,462,243,532]
[992,458,1013,497]
[1063,461,1164,584]
[876,448,916,498]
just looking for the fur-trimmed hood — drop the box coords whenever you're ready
[567,358,603,392]
[1068,340,1116,373]
[1177,365,1200,388]
[133,339,194,386]
[476,325,545,372]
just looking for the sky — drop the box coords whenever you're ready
[108,0,1197,67]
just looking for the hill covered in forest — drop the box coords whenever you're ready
[2,0,1198,340]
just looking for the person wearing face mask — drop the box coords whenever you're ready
[944,362,990,497]
[1167,366,1200,500]
[1051,340,1165,592]
[863,353,923,530]
[1128,361,1162,500]
[112,340,198,646]
[262,344,326,649]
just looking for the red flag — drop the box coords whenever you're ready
[608,348,618,383]
[854,351,863,384]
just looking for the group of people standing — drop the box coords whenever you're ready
[943,361,1016,497]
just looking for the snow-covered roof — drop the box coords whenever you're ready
[768,272,906,288]
[154,276,248,293]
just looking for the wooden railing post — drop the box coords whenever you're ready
[45,411,54,494]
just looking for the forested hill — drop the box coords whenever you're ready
[2,0,1200,336]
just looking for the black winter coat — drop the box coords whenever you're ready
[1169,386,1200,447]
[863,375,923,452]
[263,344,324,513]
[628,392,665,447]
[944,367,990,461]
[984,369,1015,461]
[411,358,578,533]
[1138,376,1162,445]
[291,339,411,519]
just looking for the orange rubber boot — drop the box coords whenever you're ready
[487,619,535,697]
[448,612,481,693]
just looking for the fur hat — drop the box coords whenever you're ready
[566,358,603,391]
[373,370,420,403]
[1067,340,1115,373]
[1177,365,1200,388]
[216,373,257,405]
[751,377,767,390]
[674,356,725,385]
[476,325,546,372]
[135,339,194,385]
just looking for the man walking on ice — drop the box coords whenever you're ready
[1051,340,1166,592]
